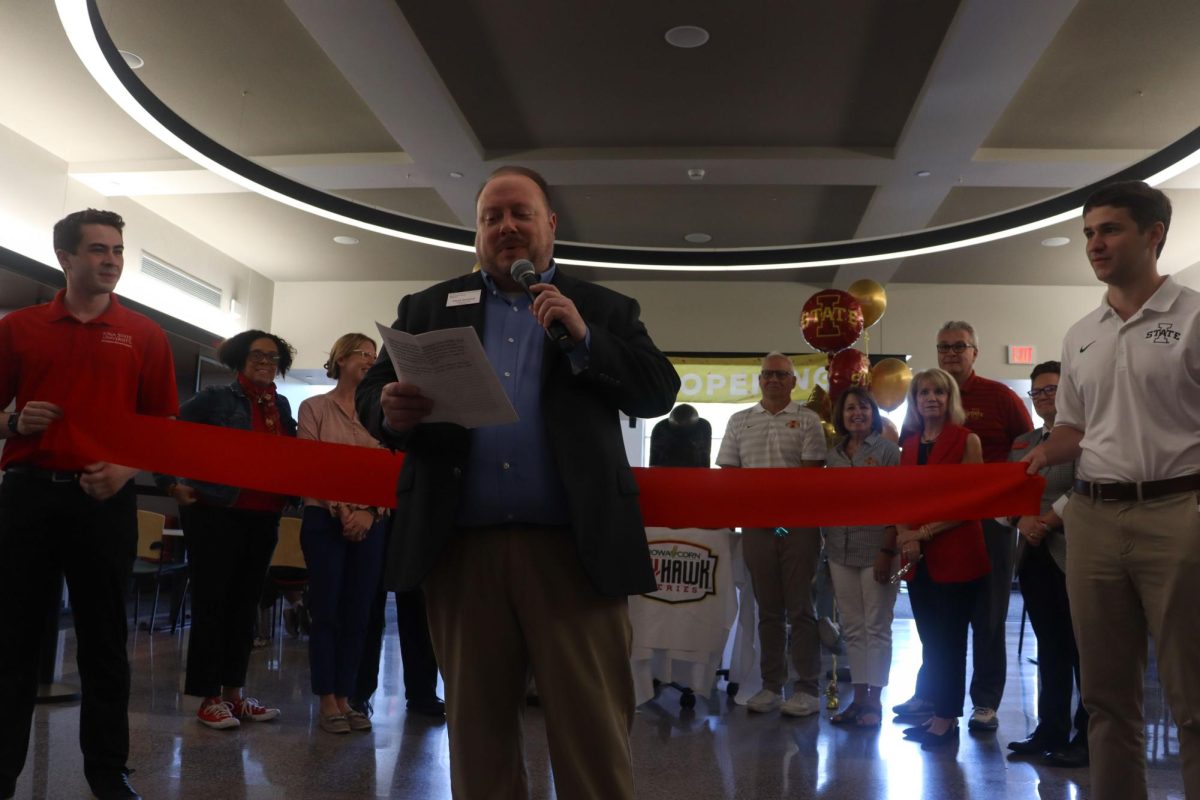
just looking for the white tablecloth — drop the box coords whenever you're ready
[630,528,754,705]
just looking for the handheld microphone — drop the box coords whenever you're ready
[509,259,575,353]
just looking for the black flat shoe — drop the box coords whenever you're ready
[406,696,446,717]
[920,724,960,750]
[1043,740,1089,768]
[1007,731,1062,755]
[903,722,932,738]
[86,770,141,800]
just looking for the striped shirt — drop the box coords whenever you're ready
[716,401,825,468]
[821,433,901,567]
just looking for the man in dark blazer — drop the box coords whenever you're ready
[1005,361,1088,767]
[357,166,679,799]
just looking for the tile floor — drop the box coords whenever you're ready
[10,591,1186,799]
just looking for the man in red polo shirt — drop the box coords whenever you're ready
[937,321,1032,732]
[0,209,178,800]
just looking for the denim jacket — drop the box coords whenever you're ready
[154,380,298,507]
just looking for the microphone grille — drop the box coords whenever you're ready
[509,259,535,281]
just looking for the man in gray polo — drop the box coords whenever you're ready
[717,352,826,716]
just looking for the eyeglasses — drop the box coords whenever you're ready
[1028,385,1058,399]
[350,349,377,361]
[760,370,794,380]
[247,350,281,365]
[936,342,976,354]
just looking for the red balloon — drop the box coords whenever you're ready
[800,290,864,353]
[828,348,871,402]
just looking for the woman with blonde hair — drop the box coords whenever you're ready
[297,333,388,733]
[895,368,989,748]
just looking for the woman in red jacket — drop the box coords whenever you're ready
[896,368,988,748]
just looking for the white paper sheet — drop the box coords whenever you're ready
[375,323,519,429]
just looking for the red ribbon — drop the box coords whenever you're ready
[68,412,1043,526]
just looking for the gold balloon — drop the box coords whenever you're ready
[804,384,832,422]
[847,279,887,328]
[821,420,838,447]
[869,358,912,411]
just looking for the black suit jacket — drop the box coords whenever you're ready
[356,268,680,597]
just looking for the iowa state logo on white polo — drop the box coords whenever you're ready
[646,540,718,604]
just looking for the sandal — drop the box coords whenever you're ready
[829,703,862,724]
[855,707,883,728]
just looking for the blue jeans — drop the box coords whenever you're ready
[300,506,386,697]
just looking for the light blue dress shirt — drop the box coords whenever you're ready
[456,263,589,527]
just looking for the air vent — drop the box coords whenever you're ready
[141,252,222,308]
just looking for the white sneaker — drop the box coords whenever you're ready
[745,689,782,713]
[781,692,821,717]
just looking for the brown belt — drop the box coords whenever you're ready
[1073,473,1200,502]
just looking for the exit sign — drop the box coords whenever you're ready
[1007,345,1036,365]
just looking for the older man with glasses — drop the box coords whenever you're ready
[717,352,827,716]
[894,321,1032,734]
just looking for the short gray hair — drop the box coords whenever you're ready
[761,352,794,373]
[939,320,977,348]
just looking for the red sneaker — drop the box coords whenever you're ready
[197,697,240,729]
[231,696,280,723]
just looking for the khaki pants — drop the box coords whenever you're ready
[742,528,822,695]
[1065,491,1200,800]
[423,526,635,800]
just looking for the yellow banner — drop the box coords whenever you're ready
[669,355,828,404]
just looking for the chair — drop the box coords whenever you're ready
[131,510,188,632]
[265,516,309,639]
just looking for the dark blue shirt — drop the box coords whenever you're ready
[457,263,590,526]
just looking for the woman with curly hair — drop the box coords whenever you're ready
[157,329,297,730]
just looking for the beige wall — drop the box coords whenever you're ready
[0,124,272,334]
[272,276,1115,379]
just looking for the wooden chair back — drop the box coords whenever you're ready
[136,510,166,562]
[271,516,306,569]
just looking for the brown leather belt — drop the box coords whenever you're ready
[1074,473,1200,502]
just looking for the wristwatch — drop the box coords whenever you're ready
[6,410,19,435]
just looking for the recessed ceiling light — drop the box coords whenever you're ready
[684,233,712,244]
[333,235,359,245]
[449,171,464,179]
[665,25,709,48]
[915,170,931,178]
[118,49,144,69]
[687,168,706,181]
[1041,236,1070,247]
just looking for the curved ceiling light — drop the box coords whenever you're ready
[57,0,1200,273]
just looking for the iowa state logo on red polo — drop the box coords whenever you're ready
[646,540,718,604]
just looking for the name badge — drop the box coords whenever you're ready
[446,290,482,307]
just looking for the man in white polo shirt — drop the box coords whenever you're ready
[718,352,826,716]
[1024,180,1200,799]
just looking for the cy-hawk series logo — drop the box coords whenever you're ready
[645,540,718,605]
[1146,323,1181,344]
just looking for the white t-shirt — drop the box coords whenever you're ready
[1056,276,1200,483]
[716,401,826,469]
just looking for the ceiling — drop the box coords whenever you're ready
[2,0,1200,288]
